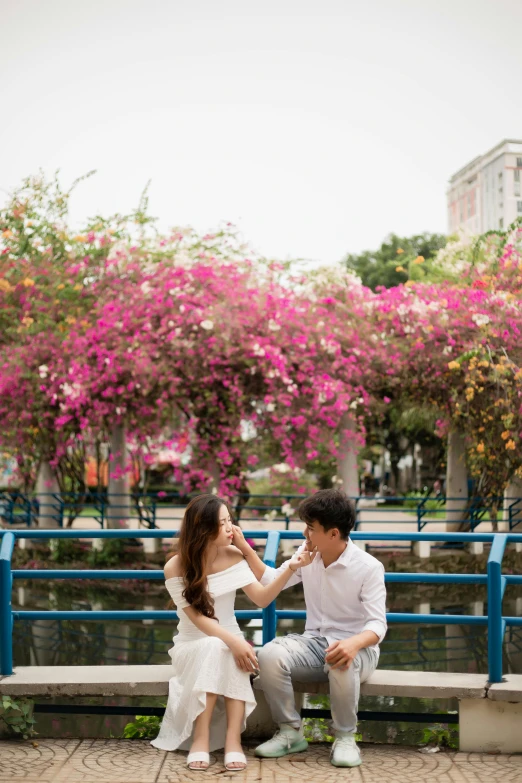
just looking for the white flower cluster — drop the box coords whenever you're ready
[471,313,491,327]
[60,381,81,400]
[320,337,338,355]
[433,232,473,276]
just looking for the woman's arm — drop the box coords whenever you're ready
[242,547,317,608]
[231,525,267,581]
[181,605,259,672]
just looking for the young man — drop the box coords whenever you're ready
[237,488,386,768]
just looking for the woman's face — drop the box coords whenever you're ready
[214,504,234,547]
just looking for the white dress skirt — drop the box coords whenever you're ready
[150,560,258,752]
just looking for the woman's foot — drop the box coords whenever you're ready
[224,737,247,770]
[187,739,210,770]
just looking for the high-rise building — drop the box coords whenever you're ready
[447,139,522,235]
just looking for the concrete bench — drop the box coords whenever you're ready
[4,665,516,752]
[2,666,522,752]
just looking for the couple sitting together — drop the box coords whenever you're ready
[151,488,387,771]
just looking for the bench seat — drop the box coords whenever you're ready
[3,665,522,753]
[0,665,488,700]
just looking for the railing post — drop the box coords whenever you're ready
[487,533,507,683]
[262,531,280,646]
[416,498,426,532]
[0,532,15,675]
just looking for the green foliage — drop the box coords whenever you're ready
[403,492,445,517]
[421,722,458,749]
[122,714,162,739]
[0,696,37,739]
[344,232,447,290]
[247,470,317,498]
[303,716,362,744]
[303,695,362,743]
[303,717,335,742]
[86,538,126,567]
[49,538,84,563]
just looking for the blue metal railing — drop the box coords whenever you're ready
[3,492,521,531]
[0,529,521,683]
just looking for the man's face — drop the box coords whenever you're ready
[303,519,332,553]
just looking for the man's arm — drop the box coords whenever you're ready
[325,561,387,671]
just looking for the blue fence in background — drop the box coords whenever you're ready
[2,492,522,531]
[1,529,522,683]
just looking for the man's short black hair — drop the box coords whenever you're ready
[298,489,356,540]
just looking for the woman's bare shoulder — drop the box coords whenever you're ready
[164,554,181,579]
[208,546,244,574]
[223,545,246,565]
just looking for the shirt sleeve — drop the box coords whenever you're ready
[259,543,305,590]
[360,562,387,643]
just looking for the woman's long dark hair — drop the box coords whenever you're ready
[177,493,232,619]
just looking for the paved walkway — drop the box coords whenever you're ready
[1,739,521,783]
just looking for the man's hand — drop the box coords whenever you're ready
[324,638,361,671]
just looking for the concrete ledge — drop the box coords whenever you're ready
[295,669,488,699]
[0,665,488,700]
[487,674,522,702]
[0,665,174,697]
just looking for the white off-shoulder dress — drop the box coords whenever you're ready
[151,560,258,752]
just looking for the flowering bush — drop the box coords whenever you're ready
[2,173,522,503]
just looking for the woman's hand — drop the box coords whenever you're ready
[288,546,318,572]
[228,636,259,673]
[231,524,252,556]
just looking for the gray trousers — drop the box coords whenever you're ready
[256,634,378,734]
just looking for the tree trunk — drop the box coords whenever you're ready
[337,415,360,497]
[35,461,60,528]
[445,427,469,532]
[107,425,130,529]
[208,459,221,495]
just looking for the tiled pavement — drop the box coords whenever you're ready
[0,740,521,783]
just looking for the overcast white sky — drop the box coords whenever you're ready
[1,0,521,264]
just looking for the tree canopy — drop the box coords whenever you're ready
[343,232,448,290]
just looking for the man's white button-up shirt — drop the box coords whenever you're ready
[260,539,387,649]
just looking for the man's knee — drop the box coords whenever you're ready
[326,662,358,692]
[258,639,296,675]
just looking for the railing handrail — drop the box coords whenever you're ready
[1,528,521,682]
[4,491,521,533]
[1,529,521,541]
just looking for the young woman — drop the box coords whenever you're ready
[150,493,316,771]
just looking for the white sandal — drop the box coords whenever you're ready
[224,752,247,771]
[187,751,210,770]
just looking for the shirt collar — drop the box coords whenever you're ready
[317,539,354,568]
[337,539,354,566]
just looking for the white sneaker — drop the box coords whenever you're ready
[330,733,362,767]
[254,724,308,758]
